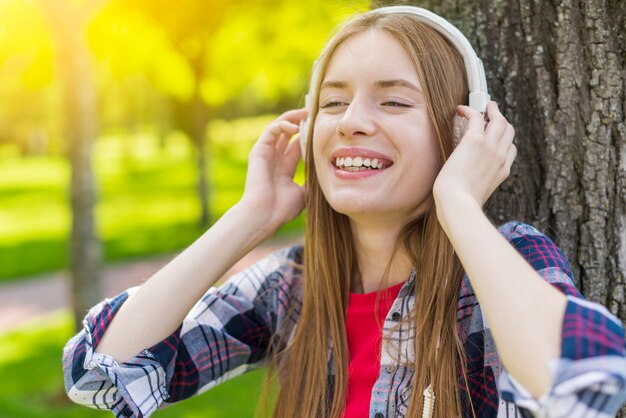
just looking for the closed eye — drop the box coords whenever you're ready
[382,101,412,108]
[320,101,347,109]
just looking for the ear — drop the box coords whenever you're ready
[453,115,468,146]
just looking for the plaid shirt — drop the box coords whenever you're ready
[63,221,626,417]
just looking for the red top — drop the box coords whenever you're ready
[343,281,405,418]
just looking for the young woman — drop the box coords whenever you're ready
[63,6,626,418]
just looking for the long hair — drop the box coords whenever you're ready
[272,11,472,418]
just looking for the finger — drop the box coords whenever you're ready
[259,120,299,145]
[496,123,515,156]
[456,105,485,135]
[268,120,299,137]
[285,135,302,163]
[277,136,302,176]
[484,101,508,139]
[277,108,308,124]
[275,132,290,154]
[504,143,517,171]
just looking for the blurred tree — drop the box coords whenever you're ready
[88,6,188,162]
[378,0,626,413]
[100,0,238,228]
[0,0,57,156]
[91,0,368,228]
[201,0,363,115]
[38,0,107,330]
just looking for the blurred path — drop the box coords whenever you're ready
[0,237,302,334]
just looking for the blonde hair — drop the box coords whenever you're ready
[271,10,473,418]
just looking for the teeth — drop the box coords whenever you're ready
[334,156,387,170]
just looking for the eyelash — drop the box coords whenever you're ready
[382,101,412,108]
[320,101,345,108]
[319,100,413,109]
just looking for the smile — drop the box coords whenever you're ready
[330,147,394,175]
[329,147,394,179]
[335,156,388,170]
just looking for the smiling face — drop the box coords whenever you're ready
[312,28,442,224]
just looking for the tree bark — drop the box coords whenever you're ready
[39,1,105,331]
[377,0,625,414]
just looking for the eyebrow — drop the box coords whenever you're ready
[375,79,422,92]
[320,80,348,90]
[320,79,422,92]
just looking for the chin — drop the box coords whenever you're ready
[325,194,434,224]
[326,198,404,221]
[323,191,382,214]
[330,203,381,218]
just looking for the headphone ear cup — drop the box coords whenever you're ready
[299,118,309,160]
[453,115,467,146]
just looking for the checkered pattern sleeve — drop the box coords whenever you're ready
[496,222,626,417]
[62,246,303,418]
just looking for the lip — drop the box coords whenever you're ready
[330,147,393,180]
[333,165,389,179]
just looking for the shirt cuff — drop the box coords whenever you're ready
[498,295,626,417]
[86,350,169,418]
[76,288,171,417]
[499,355,626,417]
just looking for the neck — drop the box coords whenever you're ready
[349,217,414,294]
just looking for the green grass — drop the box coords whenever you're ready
[0,312,271,418]
[0,115,304,283]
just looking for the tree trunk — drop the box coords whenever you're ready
[379,0,626,414]
[40,1,105,331]
[193,91,211,229]
[190,51,211,229]
[173,91,211,229]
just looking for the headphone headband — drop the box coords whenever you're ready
[300,5,490,159]
[374,6,490,111]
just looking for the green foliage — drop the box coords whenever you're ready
[89,5,196,101]
[0,0,371,149]
[0,0,52,87]
[0,115,304,283]
[0,0,58,154]
[0,312,269,417]
[0,0,369,279]
[200,0,370,112]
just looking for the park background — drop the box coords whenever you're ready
[0,0,369,416]
[2,0,626,417]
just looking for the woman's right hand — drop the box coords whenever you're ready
[238,109,308,238]
[95,110,307,363]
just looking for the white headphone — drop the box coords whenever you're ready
[299,5,490,159]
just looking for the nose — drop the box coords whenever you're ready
[337,98,376,138]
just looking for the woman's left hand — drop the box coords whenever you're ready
[432,101,516,208]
